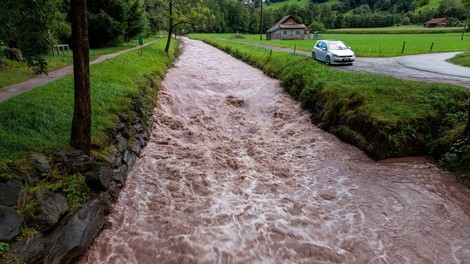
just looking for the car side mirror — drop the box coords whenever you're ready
[322,47,327,51]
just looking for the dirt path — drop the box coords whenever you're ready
[0,40,157,102]
[78,38,470,263]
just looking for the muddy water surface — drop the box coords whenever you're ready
[79,38,470,263]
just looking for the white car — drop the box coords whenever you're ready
[312,40,355,65]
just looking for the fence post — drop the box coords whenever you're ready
[270,49,272,59]
[294,44,296,55]
[430,42,434,52]
[401,41,406,54]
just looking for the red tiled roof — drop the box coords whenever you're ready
[425,18,447,24]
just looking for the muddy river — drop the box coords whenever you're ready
[78,38,470,263]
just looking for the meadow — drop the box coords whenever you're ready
[194,32,470,57]
[264,0,311,9]
[0,39,142,89]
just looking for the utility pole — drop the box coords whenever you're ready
[259,0,263,41]
[462,9,470,40]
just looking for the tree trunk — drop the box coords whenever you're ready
[165,0,173,54]
[259,0,263,41]
[70,0,91,155]
[465,99,470,136]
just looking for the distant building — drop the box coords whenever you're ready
[424,18,447,28]
[266,15,308,40]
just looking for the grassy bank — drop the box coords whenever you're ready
[0,39,175,162]
[0,39,144,89]
[190,34,470,179]
[196,33,470,57]
[450,52,470,67]
[0,39,178,262]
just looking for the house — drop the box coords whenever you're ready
[424,18,447,28]
[266,15,308,40]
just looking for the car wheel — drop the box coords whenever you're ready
[325,56,331,65]
[312,52,316,60]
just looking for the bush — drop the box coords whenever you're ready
[308,21,326,33]
[439,136,470,179]
[230,33,247,39]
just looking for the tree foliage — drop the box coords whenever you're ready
[0,0,70,74]
[149,0,211,53]
[87,0,147,48]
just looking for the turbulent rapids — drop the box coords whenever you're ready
[78,38,470,264]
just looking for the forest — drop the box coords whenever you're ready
[1,0,469,72]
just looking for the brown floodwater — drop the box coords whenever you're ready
[78,38,470,264]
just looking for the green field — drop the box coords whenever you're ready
[193,33,470,57]
[264,0,311,9]
[327,26,465,34]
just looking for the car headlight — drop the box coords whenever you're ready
[332,53,338,57]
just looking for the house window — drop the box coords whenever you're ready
[283,30,287,35]
[296,31,300,35]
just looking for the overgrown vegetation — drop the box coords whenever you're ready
[191,34,470,180]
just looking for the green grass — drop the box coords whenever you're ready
[192,33,470,57]
[0,39,175,162]
[264,0,311,9]
[0,39,143,89]
[327,26,464,34]
[189,34,470,177]
[450,52,470,67]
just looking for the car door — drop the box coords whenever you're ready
[314,41,325,61]
[318,41,327,61]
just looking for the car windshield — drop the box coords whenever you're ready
[328,42,348,50]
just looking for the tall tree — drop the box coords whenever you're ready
[70,0,91,155]
[152,0,211,54]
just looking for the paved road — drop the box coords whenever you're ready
[243,42,470,87]
[347,52,470,87]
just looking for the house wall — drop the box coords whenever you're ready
[271,29,305,40]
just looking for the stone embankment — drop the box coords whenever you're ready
[0,102,153,264]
